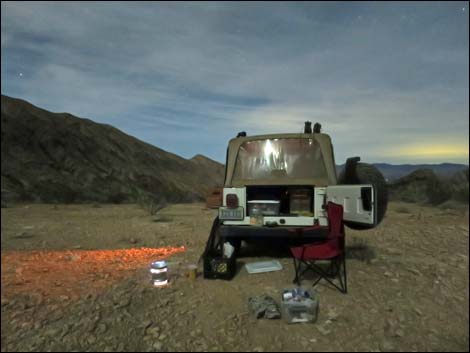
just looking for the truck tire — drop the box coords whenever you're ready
[338,162,388,230]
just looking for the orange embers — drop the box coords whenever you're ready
[1,246,185,300]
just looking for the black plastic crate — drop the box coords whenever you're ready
[203,250,236,280]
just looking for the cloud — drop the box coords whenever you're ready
[1,2,468,163]
[383,142,469,161]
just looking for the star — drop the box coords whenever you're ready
[19,73,23,77]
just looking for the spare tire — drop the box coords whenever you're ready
[338,162,388,230]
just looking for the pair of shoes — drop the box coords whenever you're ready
[248,295,281,319]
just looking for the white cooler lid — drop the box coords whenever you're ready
[245,260,283,274]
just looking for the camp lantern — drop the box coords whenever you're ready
[150,260,168,287]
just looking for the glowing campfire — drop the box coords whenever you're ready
[1,246,186,299]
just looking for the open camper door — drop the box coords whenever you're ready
[325,185,376,226]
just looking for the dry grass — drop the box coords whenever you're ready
[395,205,412,214]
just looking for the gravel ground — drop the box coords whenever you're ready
[1,202,469,352]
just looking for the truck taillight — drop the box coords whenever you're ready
[226,194,239,208]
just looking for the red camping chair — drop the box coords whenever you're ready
[290,202,347,294]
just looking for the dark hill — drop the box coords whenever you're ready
[388,169,448,204]
[337,162,468,182]
[388,168,469,205]
[190,154,225,186]
[1,95,224,203]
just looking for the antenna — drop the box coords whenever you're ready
[304,121,312,134]
[313,123,322,133]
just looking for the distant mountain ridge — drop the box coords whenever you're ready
[337,162,468,181]
[1,95,224,203]
[2,94,467,204]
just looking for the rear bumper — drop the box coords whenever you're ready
[219,225,329,242]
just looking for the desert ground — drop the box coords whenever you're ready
[1,201,469,352]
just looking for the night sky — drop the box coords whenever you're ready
[2,2,468,164]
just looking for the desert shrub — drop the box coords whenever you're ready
[144,197,167,215]
[450,168,469,203]
[131,187,167,215]
[453,187,469,203]
[427,178,452,205]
